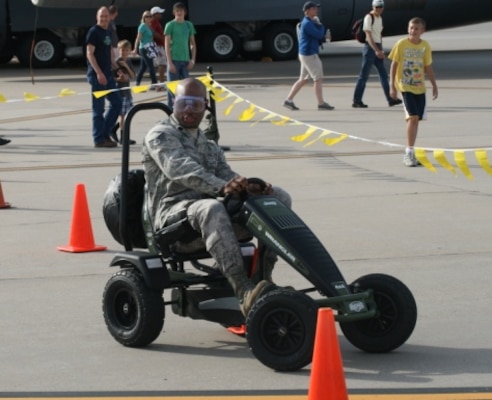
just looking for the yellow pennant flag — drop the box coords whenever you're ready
[209,87,226,99]
[302,130,331,147]
[453,150,473,180]
[249,109,268,127]
[475,150,492,176]
[58,88,76,97]
[212,92,233,103]
[0,93,6,103]
[132,85,151,94]
[132,85,150,94]
[224,97,243,116]
[323,133,348,146]
[414,148,436,172]
[24,92,40,102]
[260,113,277,122]
[291,126,318,143]
[271,116,291,126]
[433,150,456,175]
[197,75,213,88]
[92,89,112,98]
[239,104,257,121]
[166,80,179,94]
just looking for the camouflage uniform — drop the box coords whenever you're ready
[142,115,291,299]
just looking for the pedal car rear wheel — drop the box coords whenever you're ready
[102,269,164,347]
[339,273,417,353]
[246,289,318,371]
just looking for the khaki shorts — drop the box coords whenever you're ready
[299,54,323,81]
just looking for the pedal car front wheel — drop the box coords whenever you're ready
[102,269,164,347]
[339,273,417,353]
[246,289,318,371]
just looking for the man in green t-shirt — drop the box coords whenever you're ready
[164,2,197,108]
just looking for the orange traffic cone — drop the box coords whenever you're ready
[0,180,11,209]
[57,183,106,253]
[308,308,348,400]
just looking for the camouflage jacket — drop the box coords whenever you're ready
[142,115,237,226]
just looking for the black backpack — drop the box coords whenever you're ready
[102,169,148,249]
[352,13,375,43]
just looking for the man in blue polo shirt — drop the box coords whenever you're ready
[283,1,334,111]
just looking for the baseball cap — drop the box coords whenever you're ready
[303,1,320,11]
[372,0,385,7]
[150,6,165,15]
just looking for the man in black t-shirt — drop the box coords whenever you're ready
[86,6,123,148]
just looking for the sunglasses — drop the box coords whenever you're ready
[174,96,207,112]
[375,6,384,8]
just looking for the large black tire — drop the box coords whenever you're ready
[0,51,14,65]
[339,273,417,353]
[0,54,13,64]
[246,289,318,371]
[201,26,240,62]
[102,269,164,347]
[15,31,64,68]
[262,23,297,61]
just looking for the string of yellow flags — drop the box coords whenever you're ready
[197,76,492,180]
[2,75,491,180]
[0,83,165,104]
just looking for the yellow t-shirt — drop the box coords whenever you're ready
[389,38,433,94]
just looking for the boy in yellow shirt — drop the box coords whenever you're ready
[389,17,438,167]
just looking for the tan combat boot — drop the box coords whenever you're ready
[240,280,275,316]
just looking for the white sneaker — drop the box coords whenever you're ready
[403,153,417,167]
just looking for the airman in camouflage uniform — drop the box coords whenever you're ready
[142,78,292,316]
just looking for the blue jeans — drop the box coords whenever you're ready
[88,73,122,144]
[166,60,190,109]
[136,47,158,86]
[353,43,391,103]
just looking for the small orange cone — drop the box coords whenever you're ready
[0,180,11,209]
[57,183,106,253]
[308,308,348,400]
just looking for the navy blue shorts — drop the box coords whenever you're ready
[402,92,426,120]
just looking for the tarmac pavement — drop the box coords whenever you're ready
[0,23,491,396]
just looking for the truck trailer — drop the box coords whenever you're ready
[2,0,492,68]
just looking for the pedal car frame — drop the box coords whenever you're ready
[102,89,417,372]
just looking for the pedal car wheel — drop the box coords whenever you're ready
[339,273,417,353]
[246,289,318,371]
[102,269,164,347]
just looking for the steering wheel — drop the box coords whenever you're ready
[223,177,267,217]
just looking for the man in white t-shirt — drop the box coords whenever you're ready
[352,0,402,108]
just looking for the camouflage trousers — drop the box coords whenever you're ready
[157,187,292,299]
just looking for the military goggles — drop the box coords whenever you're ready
[174,96,207,112]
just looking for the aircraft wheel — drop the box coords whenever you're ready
[15,30,64,68]
[201,26,240,62]
[246,289,318,371]
[102,269,164,347]
[262,23,297,61]
[340,273,417,353]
